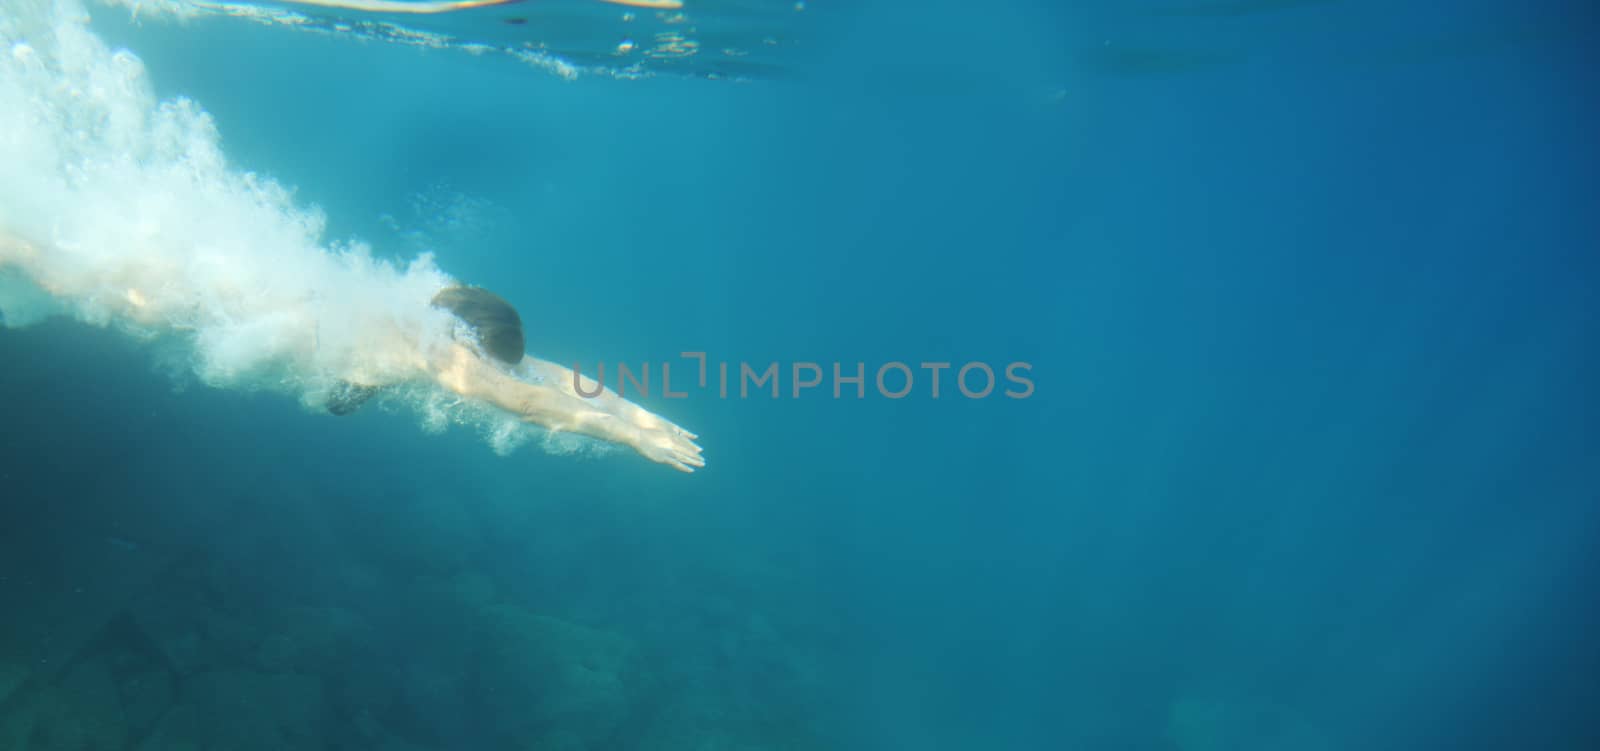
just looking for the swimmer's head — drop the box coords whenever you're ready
[431,285,525,366]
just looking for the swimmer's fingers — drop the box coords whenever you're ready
[638,428,705,473]
[662,450,703,473]
[666,438,706,474]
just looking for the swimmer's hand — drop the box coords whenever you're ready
[611,396,703,473]
[632,422,704,474]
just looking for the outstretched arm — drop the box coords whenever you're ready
[521,357,700,442]
[429,345,705,473]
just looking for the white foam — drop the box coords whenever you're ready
[0,0,555,452]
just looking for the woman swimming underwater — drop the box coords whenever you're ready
[349,284,705,473]
[0,232,705,473]
[0,8,706,470]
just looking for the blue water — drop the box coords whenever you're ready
[2,1,1597,749]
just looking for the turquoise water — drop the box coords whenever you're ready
[1,1,1596,749]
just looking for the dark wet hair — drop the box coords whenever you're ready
[430,285,525,366]
[326,381,381,416]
